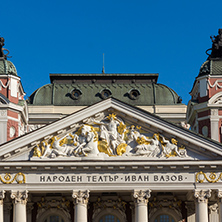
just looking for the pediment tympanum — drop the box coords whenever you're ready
[1,98,222,161]
[32,113,187,159]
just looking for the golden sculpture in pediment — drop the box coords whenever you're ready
[32,113,187,159]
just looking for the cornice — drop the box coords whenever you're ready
[1,98,222,160]
[0,160,222,171]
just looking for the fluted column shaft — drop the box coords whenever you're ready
[194,189,211,222]
[0,191,5,222]
[11,190,28,222]
[72,190,89,222]
[133,190,151,222]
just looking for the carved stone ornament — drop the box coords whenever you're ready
[209,203,218,214]
[11,190,28,205]
[133,190,151,205]
[194,189,211,203]
[150,197,182,212]
[196,171,222,183]
[36,197,71,221]
[31,113,188,159]
[0,190,5,205]
[72,190,89,205]
[208,79,222,91]
[92,197,127,221]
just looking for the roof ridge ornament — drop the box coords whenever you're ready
[206,29,222,60]
[0,36,11,60]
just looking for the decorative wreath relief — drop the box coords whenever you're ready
[32,113,187,159]
[0,172,26,184]
[196,171,222,183]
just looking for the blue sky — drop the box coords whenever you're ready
[1,0,222,104]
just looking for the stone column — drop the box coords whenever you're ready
[0,191,5,222]
[194,189,211,222]
[11,190,28,222]
[72,190,89,222]
[210,109,219,142]
[217,190,222,222]
[133,190,151,222]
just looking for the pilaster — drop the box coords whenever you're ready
[130,201,135,222]
[185,201,195,222]
[72,190,89,222]
[133,190,151,222]
[209,203,218,222]
[3,203,12,222]
[27,202,34,222]
[210,109,219,142]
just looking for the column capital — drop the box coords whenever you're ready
[11,190,28,205]
[194,189,211,203]
[133,190,151,205]
[72,190,89,205]
[0,191,5,205]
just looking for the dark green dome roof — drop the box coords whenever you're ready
[0,59,17,76]
[28,74,182,106]
[198,59,222,77]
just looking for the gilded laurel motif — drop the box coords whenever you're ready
[0,172,26,184]
[32,113,187,159]
[196,171,222,183]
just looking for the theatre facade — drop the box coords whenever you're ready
[1,30,222,222]
[0,98,222,222]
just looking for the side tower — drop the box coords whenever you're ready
[187,29,222,142]
[0,36,28,144]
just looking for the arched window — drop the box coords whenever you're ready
[44,215,65,222]
[99,214,120,222]
[154,214,175,222]
[37,208,70,222]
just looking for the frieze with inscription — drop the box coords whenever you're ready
[7,172,193,184]
[31,113,188,159]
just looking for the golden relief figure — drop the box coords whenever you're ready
[32,113,187,159]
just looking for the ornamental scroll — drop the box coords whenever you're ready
[0,172,26,184]
[32,113,187,159]
[196,171,222,183]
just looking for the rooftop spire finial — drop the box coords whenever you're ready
[206,29,222,59]
[0,35,10,60]
[102,53,105,74]
[0,36,5,58]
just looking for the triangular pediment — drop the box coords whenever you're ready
[1,98,222,162]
